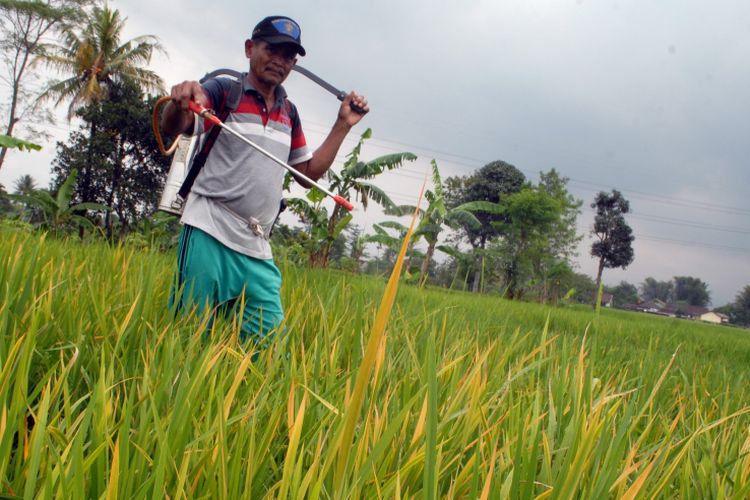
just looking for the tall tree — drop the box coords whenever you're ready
[673,276,710,307]
[495,187,560,299]
[0,0,84,171]
[51,79,170,236]
[529,169,582,301]
[446,160,525,292]
[538,169,582,259]
[590,190,634,305]
[639,277,674,302]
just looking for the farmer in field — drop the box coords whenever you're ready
[161,15,368,341]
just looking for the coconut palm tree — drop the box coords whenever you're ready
[12,173,37,195]
[40,2,164,118]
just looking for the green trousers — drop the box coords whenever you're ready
[173,225,284,341]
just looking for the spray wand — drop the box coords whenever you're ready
[186,101,354,211]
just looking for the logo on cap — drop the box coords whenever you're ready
[271,19,300,39]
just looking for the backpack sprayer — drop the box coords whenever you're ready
[152,66,361,215]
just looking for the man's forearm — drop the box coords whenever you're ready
[301,119,352,181]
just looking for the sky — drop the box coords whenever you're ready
[1,0,749,305]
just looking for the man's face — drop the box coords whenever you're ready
[246,39,298,87]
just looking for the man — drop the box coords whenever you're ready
[161,15,368,341]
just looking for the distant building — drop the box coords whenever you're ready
[621,301,709,320]
[600,292,614,307]
[700,311,730,324]
[661,303,709,319]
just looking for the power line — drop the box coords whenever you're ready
[579,207,750,235]
[636,235,750,254]
[302,119,750,217]
[577,222,750,254]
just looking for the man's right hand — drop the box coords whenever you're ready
[161,81,209,136]
[170,81,209,111]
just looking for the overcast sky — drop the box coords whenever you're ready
[2,0,748,305]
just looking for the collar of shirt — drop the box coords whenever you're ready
[242,74,288,106]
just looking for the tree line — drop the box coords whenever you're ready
[2,1,748,327]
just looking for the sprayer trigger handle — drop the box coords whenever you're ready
[188,101,222,125]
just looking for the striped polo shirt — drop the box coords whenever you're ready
[181,75,312,259]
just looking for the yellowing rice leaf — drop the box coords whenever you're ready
[106,436,120,500]
[301,384,340,416]
[333,177,427,491]
[279,390,307,500]
[480,440,498,500]
[411,396,429,447]
[223,352,252,420]
[620,451,661,500]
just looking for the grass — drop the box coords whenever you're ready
[1,228,750,498]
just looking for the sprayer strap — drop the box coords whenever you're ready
[177,76,244,200]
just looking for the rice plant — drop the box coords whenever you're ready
[1,228,749,498]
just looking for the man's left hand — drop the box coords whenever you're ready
[338,91,369,127]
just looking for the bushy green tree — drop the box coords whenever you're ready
[448,169,582,301]
[446,160,525,292]
[51,79,170,237]
[732,285,750,326]
[673,276,711,307]
[495,187,560,299]
[41,3,164,238]
[640,277,673,302]
[606,281,638,307]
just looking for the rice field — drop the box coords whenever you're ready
[2,228,750,498]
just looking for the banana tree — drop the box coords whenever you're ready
[288,128,416,268]
[0,134,41,152]
[414,160,481,286]
[11,168,107,236]
[386,160,481,286]
[364,221,424,279]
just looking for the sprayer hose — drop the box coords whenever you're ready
[152,96,181,156]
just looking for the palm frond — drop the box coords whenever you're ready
[383,204,418,217]
[353,183,398,212]
[430,159,444,198]
[446,209,481,229]
[454,200,505,215]
[342,128,372,170]
[378,220,409,233]
[343,152,417,179]
[55,168,78,208]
